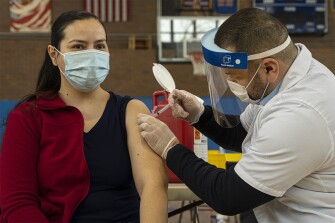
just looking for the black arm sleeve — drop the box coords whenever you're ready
[166,145,275,216]
[193,106,247,152]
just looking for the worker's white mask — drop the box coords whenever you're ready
[227,64,269,104]
[54,48,110,92]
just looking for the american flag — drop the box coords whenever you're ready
[9,0,51,32]
[84,0,129,22]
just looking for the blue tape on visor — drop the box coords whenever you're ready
[201,28,248,69]
[202,47,248,69]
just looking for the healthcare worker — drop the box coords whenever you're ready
[137,7,335,222]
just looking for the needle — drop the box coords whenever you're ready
[154,104,170,116]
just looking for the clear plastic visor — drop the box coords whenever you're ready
[201,28,248,128]
[205,61,246,127]
[201,28,291,127]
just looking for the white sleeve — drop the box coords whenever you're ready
[240,104,263,131]
[235,100,333,197]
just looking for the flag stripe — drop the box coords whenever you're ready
[84,0,129,22]
[115,0,119,22]
[122,0,127,22]
[10,0,51,32]
[100,0,105,22]
[108,0,112,22]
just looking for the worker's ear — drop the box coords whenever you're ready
[262,58,279,83]
[47,45,58,66]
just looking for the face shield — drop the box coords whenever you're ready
[201,28,291,127]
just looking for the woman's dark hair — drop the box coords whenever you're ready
[17,10,106,106]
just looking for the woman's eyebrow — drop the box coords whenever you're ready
[68,39,87,43]
[95,39,107,43]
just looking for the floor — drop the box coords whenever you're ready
[168,201,240,223]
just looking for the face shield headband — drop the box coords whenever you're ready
[201,28,291,127]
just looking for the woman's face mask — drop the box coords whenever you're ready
[227,64,269,104]
[54,48,110,92]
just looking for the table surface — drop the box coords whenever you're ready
[168,183,200,201]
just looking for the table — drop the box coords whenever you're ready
[168,183,204,218]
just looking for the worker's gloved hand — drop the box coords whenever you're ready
[168,89,204,125]
[137,113,179,159]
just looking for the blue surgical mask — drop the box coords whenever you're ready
[54,48,110,92]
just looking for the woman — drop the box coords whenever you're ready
[0,10,168,223]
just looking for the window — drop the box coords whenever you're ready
[157,0,229,62]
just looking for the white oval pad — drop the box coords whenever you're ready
[152,63,204,103]
[152,63,176,92]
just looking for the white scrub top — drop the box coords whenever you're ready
[235,44,335,223]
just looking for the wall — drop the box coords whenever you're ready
[1,0,335,148]
[0,0,163,100]
[0,0,334,100]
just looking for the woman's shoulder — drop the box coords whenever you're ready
[8,93,63,122]
[10,100,37,116]
[6,100,40,130]
[125,99,150,119]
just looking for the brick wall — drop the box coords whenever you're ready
[0,0,334,100]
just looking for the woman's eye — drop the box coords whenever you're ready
[73,45,84,50]
[96,44,106,50]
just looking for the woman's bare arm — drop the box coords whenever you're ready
[126,99,168,223]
